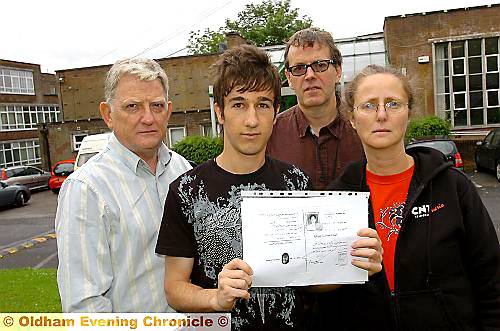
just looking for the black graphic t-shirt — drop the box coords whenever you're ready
[156,157,311,330]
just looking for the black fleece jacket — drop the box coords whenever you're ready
[316,147,500,331]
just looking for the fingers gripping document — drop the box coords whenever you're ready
[241,191,370,287]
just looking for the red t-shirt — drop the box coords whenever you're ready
[366,165,414,291]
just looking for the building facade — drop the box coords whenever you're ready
[0,59,60,169]
[384,4,500,133]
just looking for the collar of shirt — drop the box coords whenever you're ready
[293,105,343,139]
[108,133,172,176]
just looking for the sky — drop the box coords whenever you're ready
[1,0,496,73]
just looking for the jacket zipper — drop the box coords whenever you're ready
[390,291,399,330]
[392,180,426,330]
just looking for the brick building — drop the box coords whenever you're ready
[44,34,251,167]
[384,4,500,134]
[0,59,60,169]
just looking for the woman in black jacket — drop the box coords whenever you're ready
[319,65,500,330]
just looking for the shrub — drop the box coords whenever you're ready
[406,116,451,141]
[172,135,223,165]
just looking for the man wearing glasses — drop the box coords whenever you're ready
[267,28,363,190]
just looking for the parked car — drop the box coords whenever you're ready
[1,165,51,190]
[475,128,500,182]
[49,159,75,193]
[75,133,111,171]
[0,181,31,207]
[406,138,464,171]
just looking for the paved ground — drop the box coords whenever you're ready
[0,171,499,270]
[0,189,58,268]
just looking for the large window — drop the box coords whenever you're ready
[168,127,186,147]
[0,139,41,168]
[0,104,60,131]
[0,68,35,95]
[434,37,500,127]
[337,36,386,85]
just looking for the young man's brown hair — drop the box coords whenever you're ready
[212,44,281,116]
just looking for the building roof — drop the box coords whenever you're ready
[385,3,499,21]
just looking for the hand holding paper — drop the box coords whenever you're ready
[212,258,253,311]
[351,228,383,276]
[241,191,372,287]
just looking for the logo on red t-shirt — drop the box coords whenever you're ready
[376,202,405,241]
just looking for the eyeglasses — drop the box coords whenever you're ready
[354,100,408,114]
[287,59,336,77]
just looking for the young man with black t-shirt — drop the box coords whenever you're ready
[155,45,382,331]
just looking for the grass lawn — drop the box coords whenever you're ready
[0,268,61,312]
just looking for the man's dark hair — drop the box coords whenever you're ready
[212,45,281,116]
[284,27,342,68]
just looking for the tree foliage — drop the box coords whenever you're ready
[406,116,451,141]
[172,135,223,165]
[188,0,312,54]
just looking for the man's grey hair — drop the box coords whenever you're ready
[104,58,169,103]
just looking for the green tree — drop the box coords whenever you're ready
[187,0,312,54]
[406,116,451,141]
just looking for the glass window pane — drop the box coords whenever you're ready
[13,149,20,162]
[354,54,370,72]
[470,91,483,108]
[20,148,28,161]
[453,76,466,92]
[468,39,482,56]
[170,128,185,146]
[370,53,385,66]
[454,108,467,126]
[436,76,450,94]
[435,60,449,78]
[451,41,465,58]
[28,148,35,160]
[453,59,464,74]
[488,91,499,106]
[486,73,499,89]
[470,108,484,125]
[354,41,369,54]
[369,39,385,53]
[487,56,498,72]
[337,43,354,56]
[485,37,499,55]
[469,74,483,91]
[468,57,482,74]
[5,150,12,163]
[454,93,466,109]
[435,43,448,60]
[436,94,450,111]
[487,107,500,124]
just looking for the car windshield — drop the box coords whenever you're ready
[77,153,98,167]
[409,141,455,154]
[54,163,75,176]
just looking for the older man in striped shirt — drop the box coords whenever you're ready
[55,58,191,312]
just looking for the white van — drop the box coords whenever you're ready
[74,133,111,171]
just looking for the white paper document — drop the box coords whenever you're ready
[241,191,370,287]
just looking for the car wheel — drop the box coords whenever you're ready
[475,154,484,172]
[496,161,500,183]
[15,192,26,207]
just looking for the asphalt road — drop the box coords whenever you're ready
[0,171,499,269]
